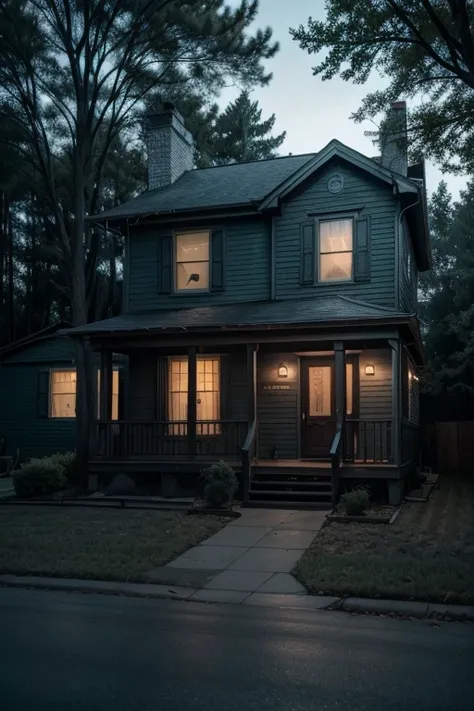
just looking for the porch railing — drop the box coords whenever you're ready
[344,419,392,464]
[95,420,248,459]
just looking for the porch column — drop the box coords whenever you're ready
[187,346,197,457]
[389,339,401,465]
[334,342,346,432]
[99,347,113,421]
[246,343,258,425]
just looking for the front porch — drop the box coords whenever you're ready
[90,329,421,507]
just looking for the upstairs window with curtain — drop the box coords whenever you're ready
[319,219,353,282]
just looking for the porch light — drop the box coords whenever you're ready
[278,363,288,378]
[365,364,375,376]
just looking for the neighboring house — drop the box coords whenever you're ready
[66,100,429,507]
[0,323,122,460]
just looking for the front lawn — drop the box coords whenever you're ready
[0,506,226,582]
[294,475,474,605]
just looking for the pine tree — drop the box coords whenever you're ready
[208,91,286,165]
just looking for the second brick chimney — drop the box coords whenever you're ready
[380,101,408,176]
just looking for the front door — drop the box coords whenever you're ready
[301,358,336,458]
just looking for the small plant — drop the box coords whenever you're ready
[13,458,67,498]
[340,487,370,516]
[201,460,238,509]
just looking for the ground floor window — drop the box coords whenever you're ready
[49,368,119,419]
[168,356,220,435]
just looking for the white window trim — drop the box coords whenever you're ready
[49,368,77,419]
[316,214,355,285]
[173,229,211,295]
[167,355,221,435]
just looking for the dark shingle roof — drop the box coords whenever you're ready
[92,153,316,221]
[64,296,412,337]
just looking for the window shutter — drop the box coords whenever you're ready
[38,371,49,418]
[300,221,315,285]
[157,233,173,294]
[211,229,225,292]
[354,215,371,282]
[118,367,125,420]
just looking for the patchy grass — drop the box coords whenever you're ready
[294,475,474,605]
[0,506,226,582]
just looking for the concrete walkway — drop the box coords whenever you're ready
[163,508,327,605]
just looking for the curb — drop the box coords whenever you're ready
[1,575,473,621]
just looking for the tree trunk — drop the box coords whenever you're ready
[71,155,96,488]
[0,191,5,345]
[7,206,14,343]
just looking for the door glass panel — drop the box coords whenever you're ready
[309,366,331,416]
[346,363,353,416]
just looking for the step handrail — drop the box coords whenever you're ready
[330,425,343,506]
[241,419,257,504]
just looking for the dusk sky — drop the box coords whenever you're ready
[222,0,467,201]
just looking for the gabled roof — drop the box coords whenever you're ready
[90,153,316,221]
[64,296,413,338]
[0,321,72,358]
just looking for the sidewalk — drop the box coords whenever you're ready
[160,508,327,605]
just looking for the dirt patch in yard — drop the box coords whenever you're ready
[294,475,474,604]
[0,506,226,582]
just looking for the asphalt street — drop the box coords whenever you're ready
[1,587,473,711]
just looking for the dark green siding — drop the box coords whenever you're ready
[275,160,397,307]
[129,351,157,419]
[127,217,271,312]
[257,354,299,459]
[228,353,248,422]
[359,349,392,418]
[399,216,417,313]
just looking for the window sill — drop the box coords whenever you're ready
[172,290,210,297]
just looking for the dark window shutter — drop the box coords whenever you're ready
[300,221,315,285]
[158,233,173,294]
[156,357,168,420]
[38,371,50,418]
[210,229,225,292]
[354,215,371,282]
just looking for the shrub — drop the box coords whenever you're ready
[13,458,67,498]
[340,487,370,516]
[48,452,77,485]
[201,460,238,508]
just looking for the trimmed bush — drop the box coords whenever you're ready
[201,460,238,509]
[340,487,370,516]
[48,452,77,485]
[14,458,67,498]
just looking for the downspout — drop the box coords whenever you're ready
[270,216,276,300]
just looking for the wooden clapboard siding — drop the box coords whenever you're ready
[128,351,158,420]
[274,160,397,307]
[228,352,248,422]
[359,349,393,419]
[257,353,299,459]
[399,215,417,313]
[127,217,271,312]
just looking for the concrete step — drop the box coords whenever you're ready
[244,500,332,510]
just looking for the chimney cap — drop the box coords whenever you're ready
[391,100,406,110]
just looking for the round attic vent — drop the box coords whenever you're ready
[328,174,344,194]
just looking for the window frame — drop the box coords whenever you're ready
[167,355,222,436]
[173,228,211,295]
[315,213,356,285]
[49,368,77,419]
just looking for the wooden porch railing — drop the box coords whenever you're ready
[241,419,258,504]
[95,420,248,459]
[344,419,393,464]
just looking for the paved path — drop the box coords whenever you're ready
[164,508,326,603]
[2,587,473,711]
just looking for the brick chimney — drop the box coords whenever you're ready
[146,102,194,190]
[380,101,408,176]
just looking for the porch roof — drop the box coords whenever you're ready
[63,296,414,338]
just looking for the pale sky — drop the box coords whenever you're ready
[221,0,467,202]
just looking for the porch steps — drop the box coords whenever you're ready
[247,463,333,509]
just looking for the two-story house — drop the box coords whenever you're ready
[66,101,430,507]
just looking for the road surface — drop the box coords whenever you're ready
[1,587,473,710]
